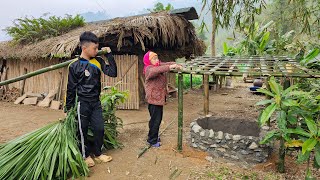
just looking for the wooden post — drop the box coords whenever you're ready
[204,74,209,115]
[57,72,63,101]
[211,74,216,91]
[215,75,218,91]
[219,76,224,89]
[1,67,9,91]
[177,73,183,152]
[202,74,204,87]
[20,68,27,96]
[190,74,193,89]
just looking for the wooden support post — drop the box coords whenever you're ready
[177,73,183,152]
[20,68,27,96]
[202,74,204,87]
[190,67,193,89]
[215,75,218,91]
[204,74,209,115]
[57,72,63,101]
[190,74,193,89]
[219,76,224,89]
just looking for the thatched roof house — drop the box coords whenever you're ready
[0,7,205,109]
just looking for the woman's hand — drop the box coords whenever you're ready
[169,64,178,70]
[169,64,183,70]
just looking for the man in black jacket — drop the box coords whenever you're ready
[64,31,117,167]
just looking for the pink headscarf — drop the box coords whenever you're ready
[143,51,160,74]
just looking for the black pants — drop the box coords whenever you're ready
[147,104,163,144]
[77,100,104,158]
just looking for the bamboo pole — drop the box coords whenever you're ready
[203,74,209,115]
[137,119,175,158]
[278,77,291,173]
[190,67,193,89]
[177,73,183,152]
[0,50,108,87]
[266,76,272,127]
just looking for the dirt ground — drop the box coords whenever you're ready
[1,80,319,179]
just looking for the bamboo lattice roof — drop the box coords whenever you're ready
[178,56,320,78]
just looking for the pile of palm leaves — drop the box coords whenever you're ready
[0,104,88,179]
[0,85,127,179]
[5,14,85,44]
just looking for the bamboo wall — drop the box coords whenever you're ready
[7,59,66,95]
[101,55,139,109]
[5,55,140,109]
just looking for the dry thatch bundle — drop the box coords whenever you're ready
[0,11,205,60]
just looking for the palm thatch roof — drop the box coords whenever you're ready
[0,10,205,61]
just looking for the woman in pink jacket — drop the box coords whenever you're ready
[143,51,181,147]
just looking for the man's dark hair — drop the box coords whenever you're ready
[80,31,99,46]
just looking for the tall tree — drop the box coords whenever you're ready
[200,0,266,55]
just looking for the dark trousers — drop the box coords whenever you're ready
[77,100,104,158]
[147,104,163,144]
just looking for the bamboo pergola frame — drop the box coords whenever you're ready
[181,56,320,77]
[174,56,320,151]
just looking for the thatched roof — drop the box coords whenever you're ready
[0,10,205,61]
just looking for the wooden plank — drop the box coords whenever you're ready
[227,60,238,73]
[259,57,269,75]
[23,97,38,105]
[14,93,29,104]
[209,58,229,73]
[50,100,61,110]
[38,89,57,107]
[274,57,288,76]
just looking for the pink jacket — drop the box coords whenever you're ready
[144,62,174,105]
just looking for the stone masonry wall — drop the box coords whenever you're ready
[190,118,272,164]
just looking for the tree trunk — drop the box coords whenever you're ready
[211,5,216,56]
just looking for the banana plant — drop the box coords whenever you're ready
[222,42,240,56]
[237,21,275,55]
[300,48,320,70]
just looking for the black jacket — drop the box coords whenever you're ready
[64,53,117,111]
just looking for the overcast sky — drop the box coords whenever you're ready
[0,0,196,41]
